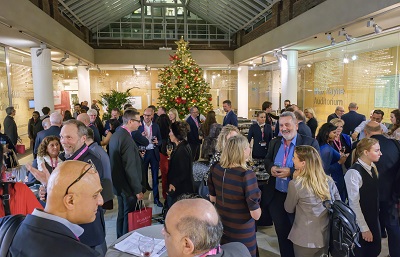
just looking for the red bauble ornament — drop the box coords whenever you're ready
[184,69,188,74]
[195,68,199,73]
[208,97,212,101]
[185,85,190,89]
[169,55,174,61]
[174,55,179,60]
[182,100,187,104]
[192,99,197,103]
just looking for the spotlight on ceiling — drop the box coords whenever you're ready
[133,65,138,73]
[75,59,82,67]
[343,56,349,64]
[36,43,46,57]
[85,65,91,71]
[97,65,101,72]
[145,65,149,72]
[339,28,353,42]
[367,18,383,34]
[273,50,287,61]
[351,55,358,61]
[59,53,69,63]
[345,33,353,42]
[261,56,265,64]
[326,33,336,45]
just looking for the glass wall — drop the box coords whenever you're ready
[0,47,8,124]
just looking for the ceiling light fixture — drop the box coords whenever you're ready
[133,65,138,73]
[326,33,336,45]
[85,65,91,71]
[97,65,101,72]
[339,28,354,42]
[75,59,82,67]
[343,55,349,64]
[145,65,149,72]
[59,53,69,63]
[0,20,12,28]
[261,56,265,64]
[367,18,383,34]
[351,54,358,61]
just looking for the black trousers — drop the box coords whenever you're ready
[267,190,295,257]
[188,143,200,161]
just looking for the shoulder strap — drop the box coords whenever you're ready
[0,182,11,216]
[0,214,25,257]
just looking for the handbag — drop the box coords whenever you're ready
[198,163,217,201]
[128,200,152,231]
[15,145,25,155]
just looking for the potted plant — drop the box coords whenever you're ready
[98,88,132,121]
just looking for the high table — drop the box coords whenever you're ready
[105,224,167,257]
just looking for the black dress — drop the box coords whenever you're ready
[306,117,318,138]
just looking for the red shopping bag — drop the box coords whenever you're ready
[15,144,25,154]
[128,200,152,231]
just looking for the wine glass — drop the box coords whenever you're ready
[138,146,146,155]
[166,144,173,160]
[340,146,346,153]
[152,136,157,145]
[138,236,155,257]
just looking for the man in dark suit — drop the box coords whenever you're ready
[341,102,366,135]
[138,107,163,207]
[264,111,320,257]
[364,121,400,257]
[109,109,144,238]
[1,161,101,257]
[3,106,18,145]
[104,108,123,136]
[222,100,238,127]
[186,106,202,161]
[327,106,345,122]
[294,110,312,137]
[77,113,101,145]
[34,112,63,155]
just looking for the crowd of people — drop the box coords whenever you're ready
[0,99,399,257]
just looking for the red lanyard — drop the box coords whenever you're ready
[283,143,290,166]
[50,157,58,168]
[73,145,88,160]
[198,246,221,257]
[333,138,342,151]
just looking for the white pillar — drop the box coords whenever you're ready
[31,48,54,112]
[237,66,248,118]
[77,66,91,104]
[281,50,298,106]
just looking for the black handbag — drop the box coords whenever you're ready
[198,163,217,201]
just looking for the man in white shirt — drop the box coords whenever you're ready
[351,109,387,140]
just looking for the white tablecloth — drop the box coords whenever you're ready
[105,224,167,257]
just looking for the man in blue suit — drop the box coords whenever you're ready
[341,102,366,136]
[138,107,163,207]
[1,160,101,257]
[186,106,202,161]
[34,112,62,155]
[222,99,238,127]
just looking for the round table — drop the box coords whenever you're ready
[105,224,168,257]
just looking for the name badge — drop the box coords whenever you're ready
[259,141,267,147]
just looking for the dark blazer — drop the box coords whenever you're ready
[306,117,318,138]
[341,110,366,135]
[34,125,61,154]
[370,134,400,202]
[109,127,143,196]
[247,123,273,159]
[297,121,312,138]
[264,134,320,205]
[5,215,99,257]
[168,141,194,198]
[138,123,162,161]
[186,116,202,145]
[327,113,339,123]
[60,144,106,247]
[223,110,238,127]
[131,130,150,147]
[266,113,279,126]
[88,124,101,145]
[28,118,43,140]
[3,115,18,145]
[104,116,123,136]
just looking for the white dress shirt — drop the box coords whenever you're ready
[344,158,378,232]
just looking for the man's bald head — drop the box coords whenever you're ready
[164,198,223,256]
[77,113,90,126]
[364,121,382,137]
[45,160,103,224]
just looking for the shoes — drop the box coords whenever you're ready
[154,199,163,208]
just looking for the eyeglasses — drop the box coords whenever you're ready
[131,118,142,123]
[143,114,152,117]
[65,159,96,195]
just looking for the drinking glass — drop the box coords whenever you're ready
[166,144,173,160]
[138,236,155,257]
[138,146,146,155]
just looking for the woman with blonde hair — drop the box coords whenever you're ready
[345,138,381,257]
[304,107,318,138]
[285,145,340,256]
[168,108,181,123]
[208,135,261,257]
[210,124,239,165]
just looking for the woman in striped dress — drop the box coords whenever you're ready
[208,135,261,257]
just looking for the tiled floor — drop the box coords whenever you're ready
[19,155,389,257]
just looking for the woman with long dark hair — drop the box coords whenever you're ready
[157,114,171,200]
[316,123,348,201]
[345,138,382,257]
[385,109,400,140]
[208,135,261,257]
[200,111,222,160]
[285,146,340,256]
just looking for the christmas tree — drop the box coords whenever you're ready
[158,37,213,119]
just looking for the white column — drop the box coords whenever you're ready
[77,66,91,104]
[237,66,248,118]
[31,48,54,112]
[281,50,298,106]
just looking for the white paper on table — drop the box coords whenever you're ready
[114,232,166,257]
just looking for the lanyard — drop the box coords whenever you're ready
[144,123,153,140]
[198,246,221,257]
[192,116,199,128]
[50,157,58,168]
[73,145,88,160]
[333,138,342,151]
[121,125,130,134]
[259,123,265,139]
[283,143,291,166]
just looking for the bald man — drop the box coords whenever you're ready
[163,198,251,257]
[2,161,102,257]
[77,113,101,144]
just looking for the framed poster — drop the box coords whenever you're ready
[127,96,142,110]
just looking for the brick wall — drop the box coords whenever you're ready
[240,0,327,46]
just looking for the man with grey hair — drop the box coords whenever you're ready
[88,108,105,136]
[264,111,319,257]
[42,118,51,130]
[34,112,63,155]
[341,102,366,135]
[77,113,101,144]
[163,197,251,257]
[3,106,18,145]
[186,106,202,161]
[327,106,345,122]
[293,110,312,137]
